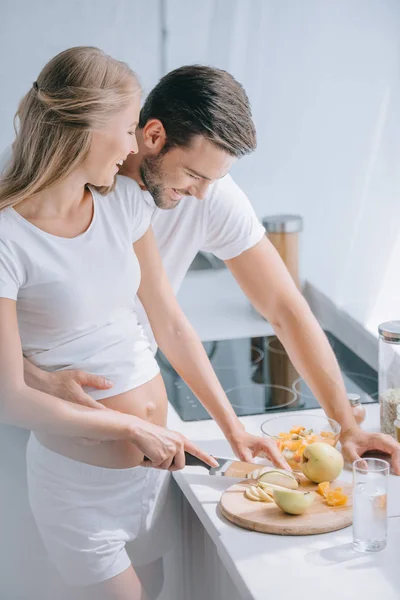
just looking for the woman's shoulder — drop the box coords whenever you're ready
[112,175,143,199]
[108,175,152,214]
[101,176,154,243]
[0,207,21,240]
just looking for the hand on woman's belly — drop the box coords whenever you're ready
[37,373,169,468]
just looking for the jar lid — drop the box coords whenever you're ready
[378,321,400,343]
[262,214,303,234]
[348,393,361,406]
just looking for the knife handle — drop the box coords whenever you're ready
[183,451,213,470]
[142,451,213,470]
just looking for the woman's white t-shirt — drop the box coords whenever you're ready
[0,175,159,400]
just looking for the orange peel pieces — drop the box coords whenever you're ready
[317,481,348,507]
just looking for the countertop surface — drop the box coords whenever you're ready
[176,269,274,342]
[172,404,400,600]
[168,269,398,600]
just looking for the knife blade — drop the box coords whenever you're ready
[182,451,258,477]
[143,451,259,477]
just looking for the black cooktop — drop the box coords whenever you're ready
[156,331,378,422]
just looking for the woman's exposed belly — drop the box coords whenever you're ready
[36,373,168,468]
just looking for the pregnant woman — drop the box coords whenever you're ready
[0,47,284,600]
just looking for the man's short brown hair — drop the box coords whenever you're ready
[139,65,257,157]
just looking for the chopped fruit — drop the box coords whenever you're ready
[325,490,348,507]
[275,426,338,470]
[317,481,331,497]
[246,468,300,490]
[290,426,305,435]
[244,484,274,503]
[316,481,348,507]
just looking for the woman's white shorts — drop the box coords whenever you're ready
[26,433,173,587]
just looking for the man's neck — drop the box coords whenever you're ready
[120,152,145,189]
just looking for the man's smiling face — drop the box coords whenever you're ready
[140,135,235,209]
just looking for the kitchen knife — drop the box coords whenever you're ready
[143,452,262,477]
[183,451,252,476]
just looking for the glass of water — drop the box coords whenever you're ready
[353,458,389,553]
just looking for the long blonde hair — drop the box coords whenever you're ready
[0,46,141,211]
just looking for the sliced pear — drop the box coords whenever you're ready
[256,486,274,502]
[245,487,262,502]
[244,484,274,503]
[246,467,300,488]
[272,489,316,515]
[246,467,265,480]
[258,470,299,490]
[257,481,294,494]
[246,466,282,480]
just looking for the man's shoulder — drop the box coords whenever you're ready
[206,173,254,217]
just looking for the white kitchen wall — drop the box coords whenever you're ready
[165,0,400,330]
[1,1,399,328]
[0,0,162,150]
[1,0,399,329]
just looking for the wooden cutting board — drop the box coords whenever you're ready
[220,475,353,536]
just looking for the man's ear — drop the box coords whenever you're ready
[141,119,167,153]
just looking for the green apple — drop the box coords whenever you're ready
[301,442,343,483]
[273,489,315,515]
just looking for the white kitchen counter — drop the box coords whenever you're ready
[176,268,274,342]
[172,404,400,600]
[165,269,399,600]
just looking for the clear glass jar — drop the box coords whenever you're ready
[394,404,400,443]
[348,393,366,425]
[378,321,400,438]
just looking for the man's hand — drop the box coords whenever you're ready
[340,427,400,474]
[227,429,291,471]
[39,370,113,410]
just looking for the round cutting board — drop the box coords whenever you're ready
[220,476,352,536]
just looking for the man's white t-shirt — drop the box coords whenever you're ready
[0,174,159,399]
[146,174,265,293]
[136,174,265,347]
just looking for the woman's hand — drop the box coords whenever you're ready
[227,428,291,470]
[134,420,219,472]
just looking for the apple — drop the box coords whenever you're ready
[273,489,315,515]
[301,442,343,483]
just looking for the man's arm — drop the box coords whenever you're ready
[23,357,113,409]
[225,237,400,472]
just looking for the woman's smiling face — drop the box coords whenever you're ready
[83,95,141,187]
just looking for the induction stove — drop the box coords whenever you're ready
[156,331,378,422]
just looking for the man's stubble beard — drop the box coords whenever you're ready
[140,154,177,210]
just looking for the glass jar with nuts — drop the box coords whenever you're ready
[378,321,400,438]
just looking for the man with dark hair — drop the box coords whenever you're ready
[22,64,400,470]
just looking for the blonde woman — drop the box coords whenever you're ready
[0,47,285,599]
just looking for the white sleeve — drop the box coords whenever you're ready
[200,174,265,260]
[117,175,154,243]
[0,240,23,300]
